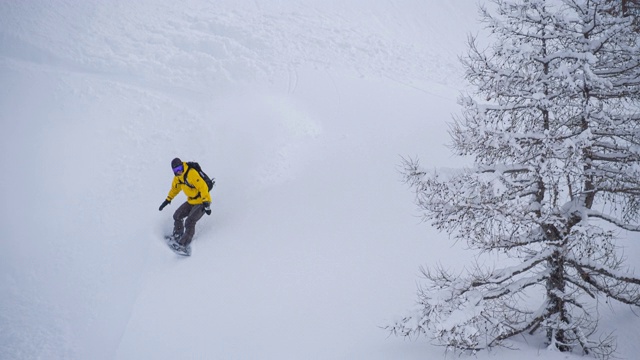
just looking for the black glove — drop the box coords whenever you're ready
[159,199,171,211]
[203,202,211,215]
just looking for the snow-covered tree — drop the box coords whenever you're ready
[389,0,640,357]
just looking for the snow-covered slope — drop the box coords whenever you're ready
[1,1,638,359]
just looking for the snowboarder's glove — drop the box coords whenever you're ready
[203,202,211,215]
[159,199,171,211]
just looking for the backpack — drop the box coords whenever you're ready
[184,161,215,191]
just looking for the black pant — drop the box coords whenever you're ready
[173,201,205,246]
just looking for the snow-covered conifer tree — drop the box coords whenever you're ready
[390,0,640,357]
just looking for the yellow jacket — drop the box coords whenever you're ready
[166,162,212,204]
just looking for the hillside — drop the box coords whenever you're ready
[1,1,638,359]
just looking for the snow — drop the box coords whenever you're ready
[1,0,638,359]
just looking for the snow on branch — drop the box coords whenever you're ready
[586,210,640,232]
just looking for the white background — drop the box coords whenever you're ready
[1,1,638,359]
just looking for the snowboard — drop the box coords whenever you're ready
[165,235,191,256]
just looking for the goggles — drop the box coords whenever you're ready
[173,165,184,174]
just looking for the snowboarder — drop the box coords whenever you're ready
[159,157,212,255]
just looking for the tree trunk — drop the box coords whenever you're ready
[546,248,571,351]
